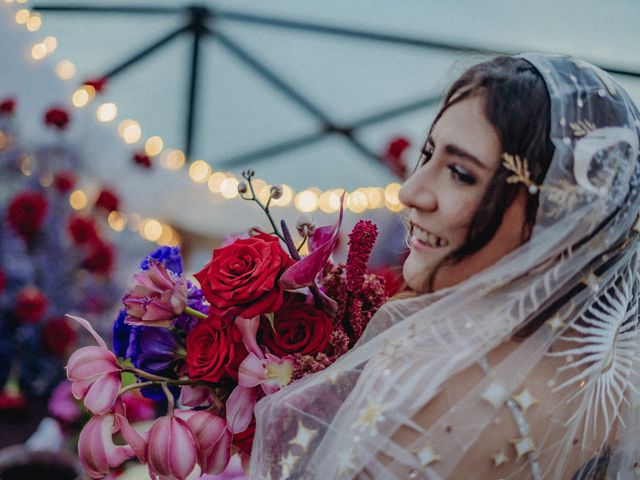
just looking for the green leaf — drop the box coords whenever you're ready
[265,312,276,332]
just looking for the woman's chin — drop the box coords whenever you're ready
[402,258,432,294]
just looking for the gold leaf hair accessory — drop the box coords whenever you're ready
[502,153,542,194]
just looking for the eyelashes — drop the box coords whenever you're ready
[418,146,476,185]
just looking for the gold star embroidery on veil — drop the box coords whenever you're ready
[510,435,537,461]
[481,381,510,409]
[352,400,388,435]
[546,315,566,334]
[280,451,298,478]
[288,420,318,452]
[569,120,596,137]
[581,271,601,291]
[413,444,441,468]
[492,450,509,467]
[512,389,539,413]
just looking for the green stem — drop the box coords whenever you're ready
[118,381,154,396]
[161,383,174,416]
[247,177,284,241]
[184,306,207,319]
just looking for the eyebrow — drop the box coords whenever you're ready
[426,136,490,170]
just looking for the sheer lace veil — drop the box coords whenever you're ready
[250,54,640,479]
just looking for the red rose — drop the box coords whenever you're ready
[16,287,48,323]
[7,190,48,241]
[44,107,70,130]
[83,242,114,275]
[68,215,99,245]
[384,136,410,178]
[233,417,256,455]
[53,171,75,193]
[194,232,295,319]
[133,152,152,168]
[185,317,247,382]
[259,293,334,356]
[0,98,15,116]
[95,188,119,212]
[43,317,77,357]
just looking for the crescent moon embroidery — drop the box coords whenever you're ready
[572,127,639,196]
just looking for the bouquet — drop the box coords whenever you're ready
[67,170,389,479]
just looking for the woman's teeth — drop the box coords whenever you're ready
[412,225,448,248]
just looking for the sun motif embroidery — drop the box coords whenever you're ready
[550,266,640,446]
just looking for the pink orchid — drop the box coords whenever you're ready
[179,384,214,407]
[77,414,135,478]
[65,315,121,415]
[280,192,344,289]
[123,258,187,327]
[184,410,230,475]
[238,352,294,395]
[146,414,199,480]
[226,386,258,434]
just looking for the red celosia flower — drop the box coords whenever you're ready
[44,107,70,130]
[95,189,119,213]
[16,286,48,323]
[84,242,114,275]
[83,77,108,93]
[6,190,48,241]
[383,136,410,179]
[43,316,77,357]
[133,152,152,168]
[53,171,76,193]
[68,215,99,245]
[345,220,378,294]
[0,98,16,116]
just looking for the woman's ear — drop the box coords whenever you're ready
[433,189,528,290]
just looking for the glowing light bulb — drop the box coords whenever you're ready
[120,120,141,144]
[15,9,30,24]
[144,136,163,156]
[96,103,117,122]
[347,190,368,213]
[157,224,174,245]
[69,190,88,210]
[43,36,57,53]
[384,183,404,211]
[162,149,185,170]
[31,43,47,60]
[220,177,240,199]
[107,211,127,232]
[128,212,141,232]
[26,14,41,32]
[207,171,227,193]
[72,86,95,108]
[56,60,76,80]
[188,160,211,183]
[295,190,319,213]
[39,172,53,187]
[366,187,384,209]
[142,219,162,242]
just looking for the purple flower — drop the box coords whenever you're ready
[140,246,183,275]
[112,309,131,358]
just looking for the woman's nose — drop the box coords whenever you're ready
[399,170,437,212]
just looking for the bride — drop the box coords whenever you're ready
[250,54,640,479]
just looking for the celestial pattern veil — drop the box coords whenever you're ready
[250,54,640,479]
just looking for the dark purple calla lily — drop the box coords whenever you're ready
[280,192,344,290]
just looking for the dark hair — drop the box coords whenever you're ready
[424,56,555,290]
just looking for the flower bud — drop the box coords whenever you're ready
[270,185,283,200]
[245,168,255,178]
[237,182,248,195]
[296,213,316,238]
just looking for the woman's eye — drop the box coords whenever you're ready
[448,165,476,185]
[419,147,434,166]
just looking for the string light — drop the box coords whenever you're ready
[144,136,163,156]
[96,102,117,122]
[25,14,41,32]
[107,211,127,232]
[366,187,384,209]
[141,218,162,242]
[42,36,57,53]
[69,190,88,210]
[127,213,142,232]
[31,42,47,60]
[71,86,95,107]
[188,160,211,183]
[39,172,53,187]
[220,177,240,199]
[271,184,293,207]
[118,119,142,143]
[207,171,227,193]
[294,189,319,213]
[15,8,29,24]
[161,149,185,170]
[55,59,75,80]
[347,189,368,213]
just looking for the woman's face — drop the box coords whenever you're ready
[399,94,527,292]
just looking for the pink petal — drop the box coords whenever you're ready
[84,372,121,415]
[66,314,108,348]
[226,386,257,434]
[179,385,212,407]
[280,194,344,289]
[66,346,119,380]
[147,417,173,475]
[238,352,266,388]
[203,428,232,475]
[116,414,148,463]
[235,316,263,359]
[78,415,133,479]
[168,417,198,480]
